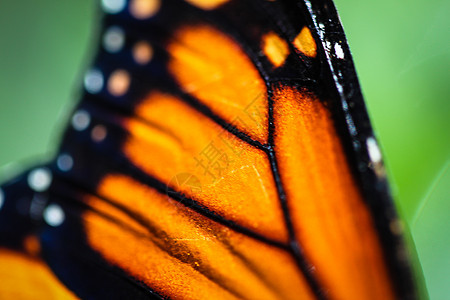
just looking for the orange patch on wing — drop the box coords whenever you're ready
[107,69,131,97]
[23,235,41,256]
[129,0,161,19]
[262,32,290,67]
[123,91,287,243]
[293,27,317,58]
[272,84,395,300]
[132,41,153,65]
[84,174,314,299]
[0,248,77,299]
[168,25,268,144]
[184,0,229,10]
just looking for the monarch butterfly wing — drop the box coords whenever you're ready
[0,0,420,299]
[0,166,163,299]
[0,169,77,299]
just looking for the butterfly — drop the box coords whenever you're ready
[0,0,423,299]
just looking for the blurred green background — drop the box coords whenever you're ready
[0,0,448,298]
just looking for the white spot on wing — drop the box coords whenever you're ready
[72,110,91,131]
[335,43,344,59]
[28,168,52,192]
[44,204,65,227]
[367,137,382,163]
[103,26,125,53]
[57,154,73,172]
[318,23,325,31]
[102,0,126,14]
[84,69,104,94]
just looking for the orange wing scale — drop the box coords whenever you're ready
[168,25,268,144]
[0,248,77,299]
[272,85,394,299]
[85,174,314,300]
[124,91,287,243]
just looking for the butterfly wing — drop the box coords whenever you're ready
[0,169,77,299]
[0,0,419,299]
